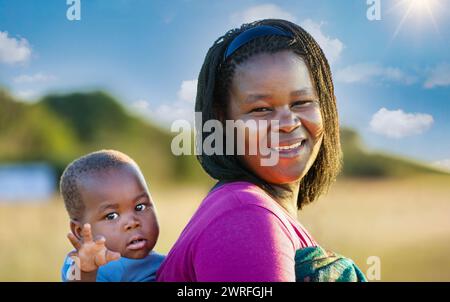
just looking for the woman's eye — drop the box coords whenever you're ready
[292,100,315,108]
[250,107,271,113]
[105,213,119,221]
[135,203,147,212]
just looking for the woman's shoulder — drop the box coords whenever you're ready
[202,181,316,248]
[201,181,292,228]
[207,181,274,207]
[207,181,289,216]
[193,181,301,254]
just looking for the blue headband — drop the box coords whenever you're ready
[223,25,294,61]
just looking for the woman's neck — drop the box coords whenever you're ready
[270,182,300,219]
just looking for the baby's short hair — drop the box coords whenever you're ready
[60,150,138,221]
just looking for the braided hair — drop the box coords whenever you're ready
[195,19,342,209]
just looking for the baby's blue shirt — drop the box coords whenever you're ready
[61,251,165,282]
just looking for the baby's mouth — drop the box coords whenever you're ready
[127,236,147,250]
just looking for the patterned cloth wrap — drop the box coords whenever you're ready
[295,246,368,282]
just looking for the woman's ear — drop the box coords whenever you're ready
[70,220,83,240]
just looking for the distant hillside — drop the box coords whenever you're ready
[41,92,133,143]
[340,128,448,178]
[0,88,447,186]
[0,89,79,168]
[0,89,209,187]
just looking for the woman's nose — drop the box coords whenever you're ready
[275,107,301,133]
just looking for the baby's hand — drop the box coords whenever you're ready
[67,224,121,273]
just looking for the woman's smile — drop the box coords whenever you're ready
[270,138,308,158]
[227,50,324,184]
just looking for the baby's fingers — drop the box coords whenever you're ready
[81,224,93,243]
[94,236,106,248]
[94,248,120,267]
[67,233,82,250]
[105,250,121,263]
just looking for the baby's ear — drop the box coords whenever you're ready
[70,220,83,241]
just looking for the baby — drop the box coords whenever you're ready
[60,150,164,282]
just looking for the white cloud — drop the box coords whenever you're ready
[424,62,450,88]
[432,159,450,172]
[150,79,197,125]
[14,89,38,100]
[150,101,194,125]
[132,99,150,110]
[0,31,32,65]
[299,19,343,64]
[133,79,198,126]
[230,5,343,65]
[177,79,197,103]
[230,4,297,25]
[370,108,434,138]
[13,72,56,84]
[336,63,417,85]
[131,99,193,126]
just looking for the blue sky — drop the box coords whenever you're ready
[0,0,449,168]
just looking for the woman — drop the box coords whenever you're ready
[157,19,351,281]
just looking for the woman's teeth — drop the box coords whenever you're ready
[273,141,304,151]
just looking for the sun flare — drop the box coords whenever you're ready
[407,0,433,12]
[391,0,442,40]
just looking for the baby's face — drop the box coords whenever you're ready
[76,164,159,259]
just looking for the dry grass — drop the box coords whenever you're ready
[0,176,449,281]
[0,185,208,282]
[300,175,450,281]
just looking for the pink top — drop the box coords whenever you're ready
[156,181,317,282]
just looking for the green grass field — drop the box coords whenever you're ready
[0,176,449,281]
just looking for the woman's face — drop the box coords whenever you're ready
[227,50,324,185]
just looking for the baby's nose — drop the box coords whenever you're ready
[124,216,141,230]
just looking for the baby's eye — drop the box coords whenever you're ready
[135,203,147,212]
[105,212,119,221]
